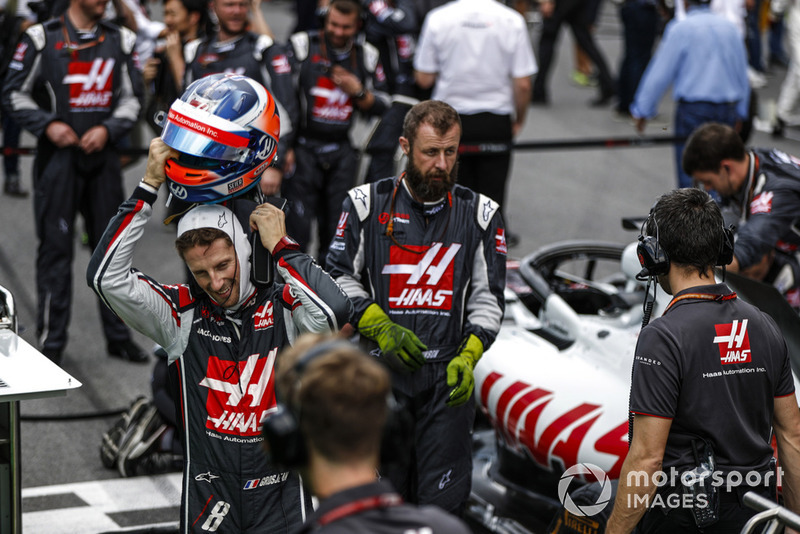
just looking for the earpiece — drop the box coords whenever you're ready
[717,225,735,266]
[636,211,669,280]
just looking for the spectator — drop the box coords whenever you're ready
[2,0,146,364]
[184,0,296,196]
[281,0,390,258]
[326,100,506,516]
[87,75,352,532]
[683,122,800,310]
[606,187,800,533]
[267,334,473,533]
[771,0,799,137]
[414,0,536,247]
[531,0,616,106]
[614,0,659,119]
[630,0,749,189]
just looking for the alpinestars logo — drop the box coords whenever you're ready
[310,76,353,123]
[64,59,115,109]
[714,319,751,364]
[199,349,278,436]
[382,242,461,309]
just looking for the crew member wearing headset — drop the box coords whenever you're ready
[267,334,472,533]
[606,188,800,534]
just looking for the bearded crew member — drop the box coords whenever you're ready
[325,100,507,516]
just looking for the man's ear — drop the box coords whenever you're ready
[399,136,410,156]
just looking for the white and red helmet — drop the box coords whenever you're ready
[161,73,280,204]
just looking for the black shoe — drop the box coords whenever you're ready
[108,339,150,363]
[773,118,786,138]
[530,92,549,106]
[590,91,615,107]
[506,230,521,248]
[3,174,28,197]
[42,347,63,365]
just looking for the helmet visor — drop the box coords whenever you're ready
[161,99,252,162]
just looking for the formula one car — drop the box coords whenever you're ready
[465,238,800,534]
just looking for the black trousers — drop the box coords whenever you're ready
[34,143,130,355]
[533,0,615,99]
[457,112,512,214]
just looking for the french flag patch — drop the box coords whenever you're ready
[243,478,260,490]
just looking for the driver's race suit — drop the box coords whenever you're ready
[727,148,800,309]
[87,184,353,533]
[325,176,506,514]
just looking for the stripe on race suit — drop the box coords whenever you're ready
[21,473,182,533]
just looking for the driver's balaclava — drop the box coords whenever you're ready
[177,204,254,311]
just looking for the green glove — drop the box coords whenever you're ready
[446,334,484,407]
[358,303,427,371]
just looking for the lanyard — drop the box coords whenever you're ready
[60,16,106,60]
[316,492,403,526]
[662,291,737,315]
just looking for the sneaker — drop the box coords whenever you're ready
[748,67,768,88]
[590,90,615,107]
[107,339,149,363]
[571,71,598,87]
[3,174,28,198]
[773,118,786,138]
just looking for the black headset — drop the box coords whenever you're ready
[636,210,735,280]
[261,340,411,469]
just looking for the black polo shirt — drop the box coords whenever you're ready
[630,284,794,474]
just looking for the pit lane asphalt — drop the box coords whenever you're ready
[3,2,799,532]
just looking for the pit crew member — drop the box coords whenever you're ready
[325,100,506,516]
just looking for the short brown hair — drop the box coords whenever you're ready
[402,100,461,145]
[276,334,391,463]
[682,122,747,175]
[328,0,361,17]
[175,228,232,260]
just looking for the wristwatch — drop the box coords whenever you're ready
[354,87,367,101]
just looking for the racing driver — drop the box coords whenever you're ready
[325,100,507,516]
[87,74,352,532]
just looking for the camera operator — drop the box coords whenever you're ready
[269,334,471,533]
[605,188,800,534]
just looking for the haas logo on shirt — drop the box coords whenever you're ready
[199,349,278,436]
[63,58,114,109]
[254,301,274,330]
[382,242,461,309]
[310,76,353,123]
[714,319,751,364]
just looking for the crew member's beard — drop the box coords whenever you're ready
[405,156,458,202]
